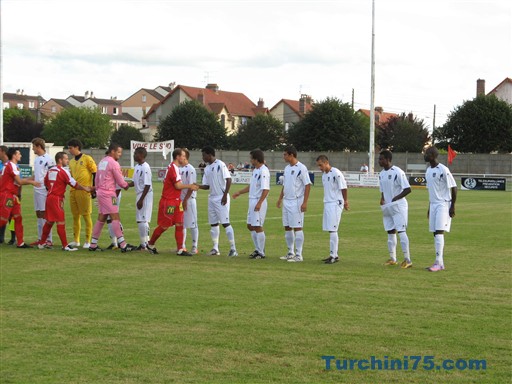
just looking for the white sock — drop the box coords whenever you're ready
[250,230,258,250]
[295,230,304,257]
[137,222,148,246]
[210,226,220,250]
[145,222,150,243]
[182,228,187,249]
[330,232,339,257]
[225,225,236,250]
[387,233,397,261]
[256,232,266,255]
[190,227,199,249]
[37,218,45,240]
[108,222,117,245]
[434,234,444,266]
[285,230,295,254]
[398,231,411,261]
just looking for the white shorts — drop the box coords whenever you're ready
[34,189,47,211]
[208,195,231,225]
[282,198,304,229]
[247,198,267,227]
[323,201,343,231]
[429,202,452,232]
[183,198,198,228]
[381,200,408,232]
[135,190,153,223]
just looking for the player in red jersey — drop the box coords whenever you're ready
[146,148,199,255]
[0,148,41,248]
[37,152,93,251]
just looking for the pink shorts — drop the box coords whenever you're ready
[97,192,119,215]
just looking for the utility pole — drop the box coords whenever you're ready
[369,0,376,173]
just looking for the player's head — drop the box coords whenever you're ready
[201,146,215,164]
[67,138,83,155]
[0,145,8,161]
[250,149,264,165]
[423,146,439,163]
[378,149,393,169]
[31,137,46,154]
[316,154,331,173]
[283,145,297,164]
[134,147,147,164]
[173,148,187,166]
[106,143,123,160]
[55,151,69,167]
[7,148,21,161]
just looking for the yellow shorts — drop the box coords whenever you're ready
[70,190,92,216]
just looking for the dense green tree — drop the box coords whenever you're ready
[110,124,144,149]
[155,100,227,149]
[42,107,112,147]
[231,114,284,150]
[377,113,430,152]
[287,97,367,151]
[2,108,43,142]
[433,95,512,153]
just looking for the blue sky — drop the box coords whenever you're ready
[2,0,511,128]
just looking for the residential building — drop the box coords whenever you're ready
[357,107,398,125]
[122,87,169,128]
[483,77,512,105]
[269,94,313,130]
[40,98,74,116]
[3,90,46,111]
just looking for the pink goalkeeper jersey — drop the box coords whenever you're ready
[95,156,128,195]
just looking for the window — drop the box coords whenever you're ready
[220,114,226,127]
[51,106,57,113]
[17,103,24,109]
[102,106,108,114]
[113,107,118,116]
[142,95,147,102]
[29,101,35,109]
[241,117,248,125]
[3,102,9,109]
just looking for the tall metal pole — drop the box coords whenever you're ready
[369,0,376,173]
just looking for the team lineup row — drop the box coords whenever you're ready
[0,140,456,271]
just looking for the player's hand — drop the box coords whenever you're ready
[137,200,143,210]
[182,199,188,211]
[449,206,455,218]
[33,181,42,188]
[254,202,261,211]
[276,199,282,209]
[232,192,239,199]
[344,201,350,211]
[221,195,228,206]
[91,191,97,199]
[300,203,307,212]
[190,184,199,191]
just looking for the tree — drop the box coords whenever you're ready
[231,114,284,150]
[434,95,512,153]
[42,107,113,147]
[377,113,430,152]
[155,100,227,149]
[287,97,367,151]
[110,124,144,149]
[3,108,44,142]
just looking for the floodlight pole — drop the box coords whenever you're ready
[369,0,376,173]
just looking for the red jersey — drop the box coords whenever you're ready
[161,162,182,200]
[45,166,77,198]
[1,161,20,195]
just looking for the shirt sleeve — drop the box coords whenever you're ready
[64,168,77,188]
[301,164,312,185]
[112,161,128,189]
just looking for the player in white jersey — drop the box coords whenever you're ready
[316,155,349,264]
[180,148,199,254]
[31,138,56,246]
[277,145,312,262]
[198,146,238,257]
[378,150,413,268]
[233,149,270,259]
[127,147,153,250]
[424,146,457,272]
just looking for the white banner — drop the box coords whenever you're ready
[130,140,174,168]
[231,171,252,184]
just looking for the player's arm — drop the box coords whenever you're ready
[301,184,311,212]
[255,189,269,211]
[174,181,199,191]
[221,178,232,205]
[449,186,457,217]
[342,188,349,210]
[137,184,151,210]
[276,187,284,208]
[392,187,411,202]
[14,174,40,188]
[232,185,250,199]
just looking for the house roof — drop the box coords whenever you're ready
[45,98,73,108]
[124,88,166,102]
[487,77,512,95]
[270,98,313,116]
[145,84,258,118]
[358,108,398,125]
[110,113,139,122]
[68,95,123,105]
[3,92,45,102]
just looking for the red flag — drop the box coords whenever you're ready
[448,145,457,165]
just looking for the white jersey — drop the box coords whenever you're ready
[180,163,197,200]
[133,162,153,196]
[322,167,347,203]
[379,166,410,205]
[34,153,55,191]
[426,163,457,203]
[249,164,270,200]
[203,159,231,198]
[283,161,311,200]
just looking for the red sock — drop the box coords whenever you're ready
[40,222,53,244]
[149,226,166,246]
[14,215,24,246]
[175,225,184,250]
[57,223,68,247]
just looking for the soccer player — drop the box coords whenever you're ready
[146,148,199,255]
[232,149,270,259]
[127,147,153,251]
[88,143,133,252]
[37,152,93,251]
[277,145,312,262]
[424,146,457,272]
[316,155,349,264]
[378,150,413,268]
[0,145,8,243]
[0,148,41,248]
[198,146,238,257]
[180,148,199,254]
[31,138,56,246]
[67,139,97,249]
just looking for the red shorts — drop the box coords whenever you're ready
[157,198,183,228]
[0,192,21,221]
[46,195,65,222]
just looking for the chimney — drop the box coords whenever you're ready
[477,79,485,96]
[91,91,94,99]
[85,91,89,99]
[407,112,414,122]
[374,106,383,114]
[299,94,311,114]
[205,83,219,93]
[169,82,176,89]
[197,91,204,104]
[257,98,264,108]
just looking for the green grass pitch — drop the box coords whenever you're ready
[1,183,511,383]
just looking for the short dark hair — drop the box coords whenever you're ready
[7,147,20,160]
[250,149,264,164]
[67,138,83,150]
[172,148,184,160]
[379,149,393,161]
[425,146,439,158]
[284,145,297,157]
[55,151,67,163]
[316,155,329,163]
[134,147,147,158]
[201,146,215,156]
[106,142,122,155]
[0,145,8,154]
